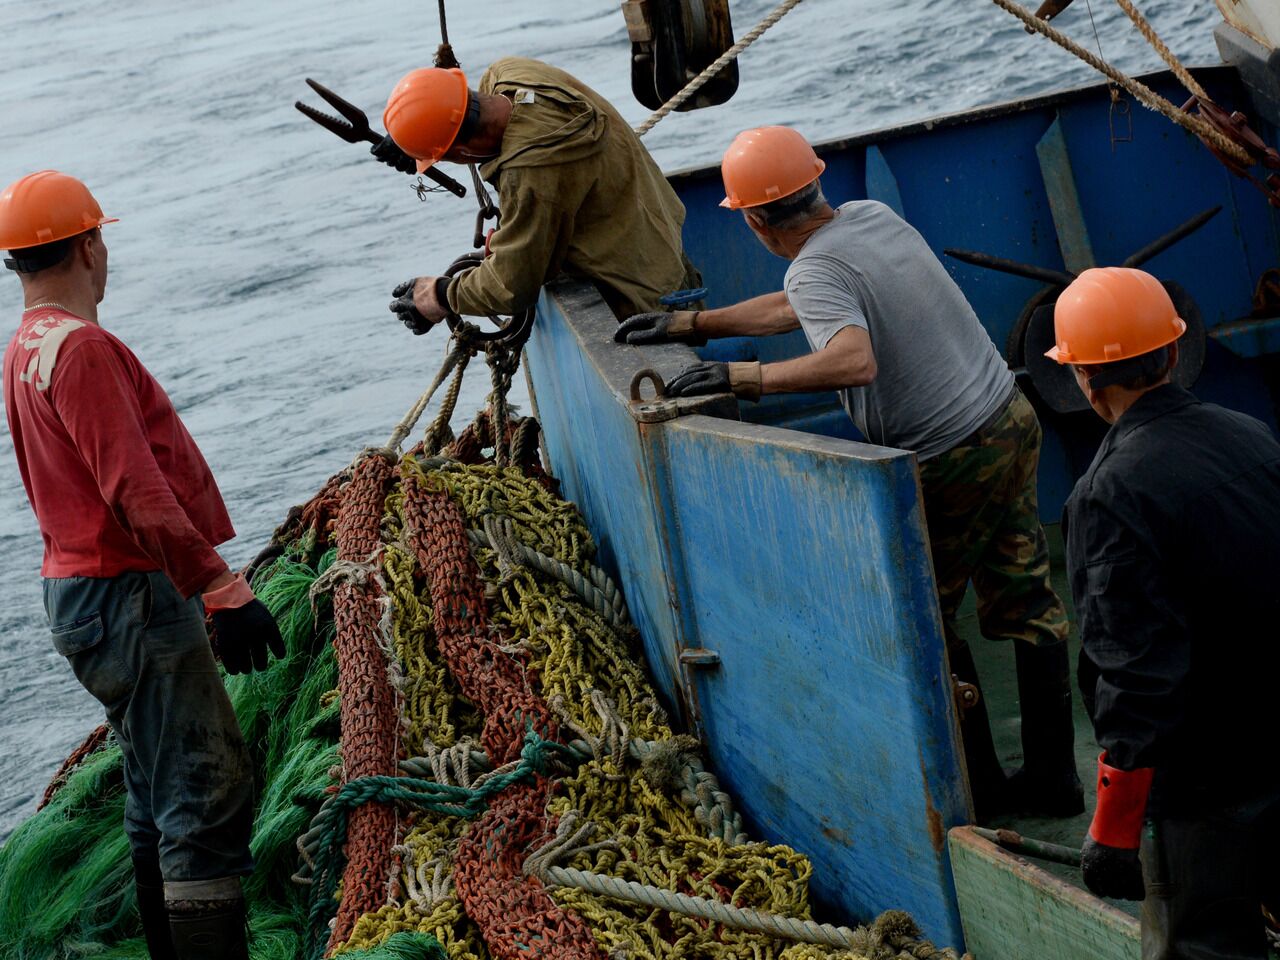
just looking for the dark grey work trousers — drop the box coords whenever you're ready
[1141,801,1280,960]
[43,570,255,883]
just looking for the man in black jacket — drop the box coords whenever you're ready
[1050,266,1280,958]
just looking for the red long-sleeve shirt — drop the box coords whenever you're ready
[3,307,233,598]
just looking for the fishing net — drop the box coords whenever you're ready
[0,389,964,960]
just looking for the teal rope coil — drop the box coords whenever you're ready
[398,736,747,846]
[303,731,579,960]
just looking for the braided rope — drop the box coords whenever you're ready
[308,553,382,613]
[394,844,454,913]
[988,0,1252,165]
[303,733,575,955]
[423,350,472,456]
[465,527,629,626]
[1111,0,1210,103]
[399,732,750,850]
[539,867,965,958]
[385,340,474,455]
[634,0,806,137]
[328,454,401,951]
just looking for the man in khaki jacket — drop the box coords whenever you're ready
[378,57,691,326]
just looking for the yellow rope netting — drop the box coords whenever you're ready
[330,455,850,960]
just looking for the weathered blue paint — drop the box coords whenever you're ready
[1036,114,1096,274]
[864,145,905,219]
[528,283,971,948]
[658,417,969,941]
[1210,314,1280,357]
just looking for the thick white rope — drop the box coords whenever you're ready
[382,340,472,455]
[1111,0,1210,103]
[634,0,806,137]
[988,0,1252,166]
[536,863,966,958]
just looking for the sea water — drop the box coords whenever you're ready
[0,0,1217,836]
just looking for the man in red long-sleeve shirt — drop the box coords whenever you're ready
[0,171,284,959]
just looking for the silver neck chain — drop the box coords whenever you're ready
[22,302,72,314]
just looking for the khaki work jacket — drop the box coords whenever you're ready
[446,57,688,320]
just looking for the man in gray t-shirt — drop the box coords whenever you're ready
[784,199,1012,459]
[617,126,1080,822]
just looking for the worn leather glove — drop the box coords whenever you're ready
[205,574,286,675]
[390,279,436,335]
[1079,753,1153,901]
[665,360,762,401]
[614,310,702,345]
[371,134,417,175]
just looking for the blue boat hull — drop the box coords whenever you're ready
[525,65,1279,950]
[527,282,970,945]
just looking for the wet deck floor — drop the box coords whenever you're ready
[960,522,1140,917]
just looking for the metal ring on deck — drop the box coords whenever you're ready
[442,252,535,345]
[629,369,667,403]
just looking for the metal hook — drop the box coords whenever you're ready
[629,369,667,404]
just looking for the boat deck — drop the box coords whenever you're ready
[964,522,1140,918]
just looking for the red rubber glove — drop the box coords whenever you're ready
[1080,753,1154,900]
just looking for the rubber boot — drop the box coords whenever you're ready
[167,885,249,960]
[132,855,176,960]
[1008,639,1084,817]
[947,640,1008,822]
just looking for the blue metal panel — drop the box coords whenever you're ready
[1211,315,1280,357]
[1048,79,1262,327]
[527,283,970,949]
[1036,115,1096,273]
[657,417,968,946]
[865,145,905,218]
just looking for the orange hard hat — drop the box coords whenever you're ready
[720,126,826,210]
[0,171,118,251]
[1046,267,1186,365]
[383,67,471,171]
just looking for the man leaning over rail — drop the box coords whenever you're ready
[1049,267,1280,958]
[0,172,284,959]
[374,58,697,330]
[616,127,1081,822]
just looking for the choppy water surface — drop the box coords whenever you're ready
[0,0,1217,834]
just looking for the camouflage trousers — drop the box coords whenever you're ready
[918,386,1069,651]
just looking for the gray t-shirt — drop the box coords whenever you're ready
[784,201,1013,460]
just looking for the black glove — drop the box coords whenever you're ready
[665,360,763,401]
[390,279,435,335]
[209,600,286,675]
[614,310,701,345]
[1080,835,1146,900]
[371,134,416,175]
[666,361,729,397]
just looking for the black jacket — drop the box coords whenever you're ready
[1063,384,1280,816]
